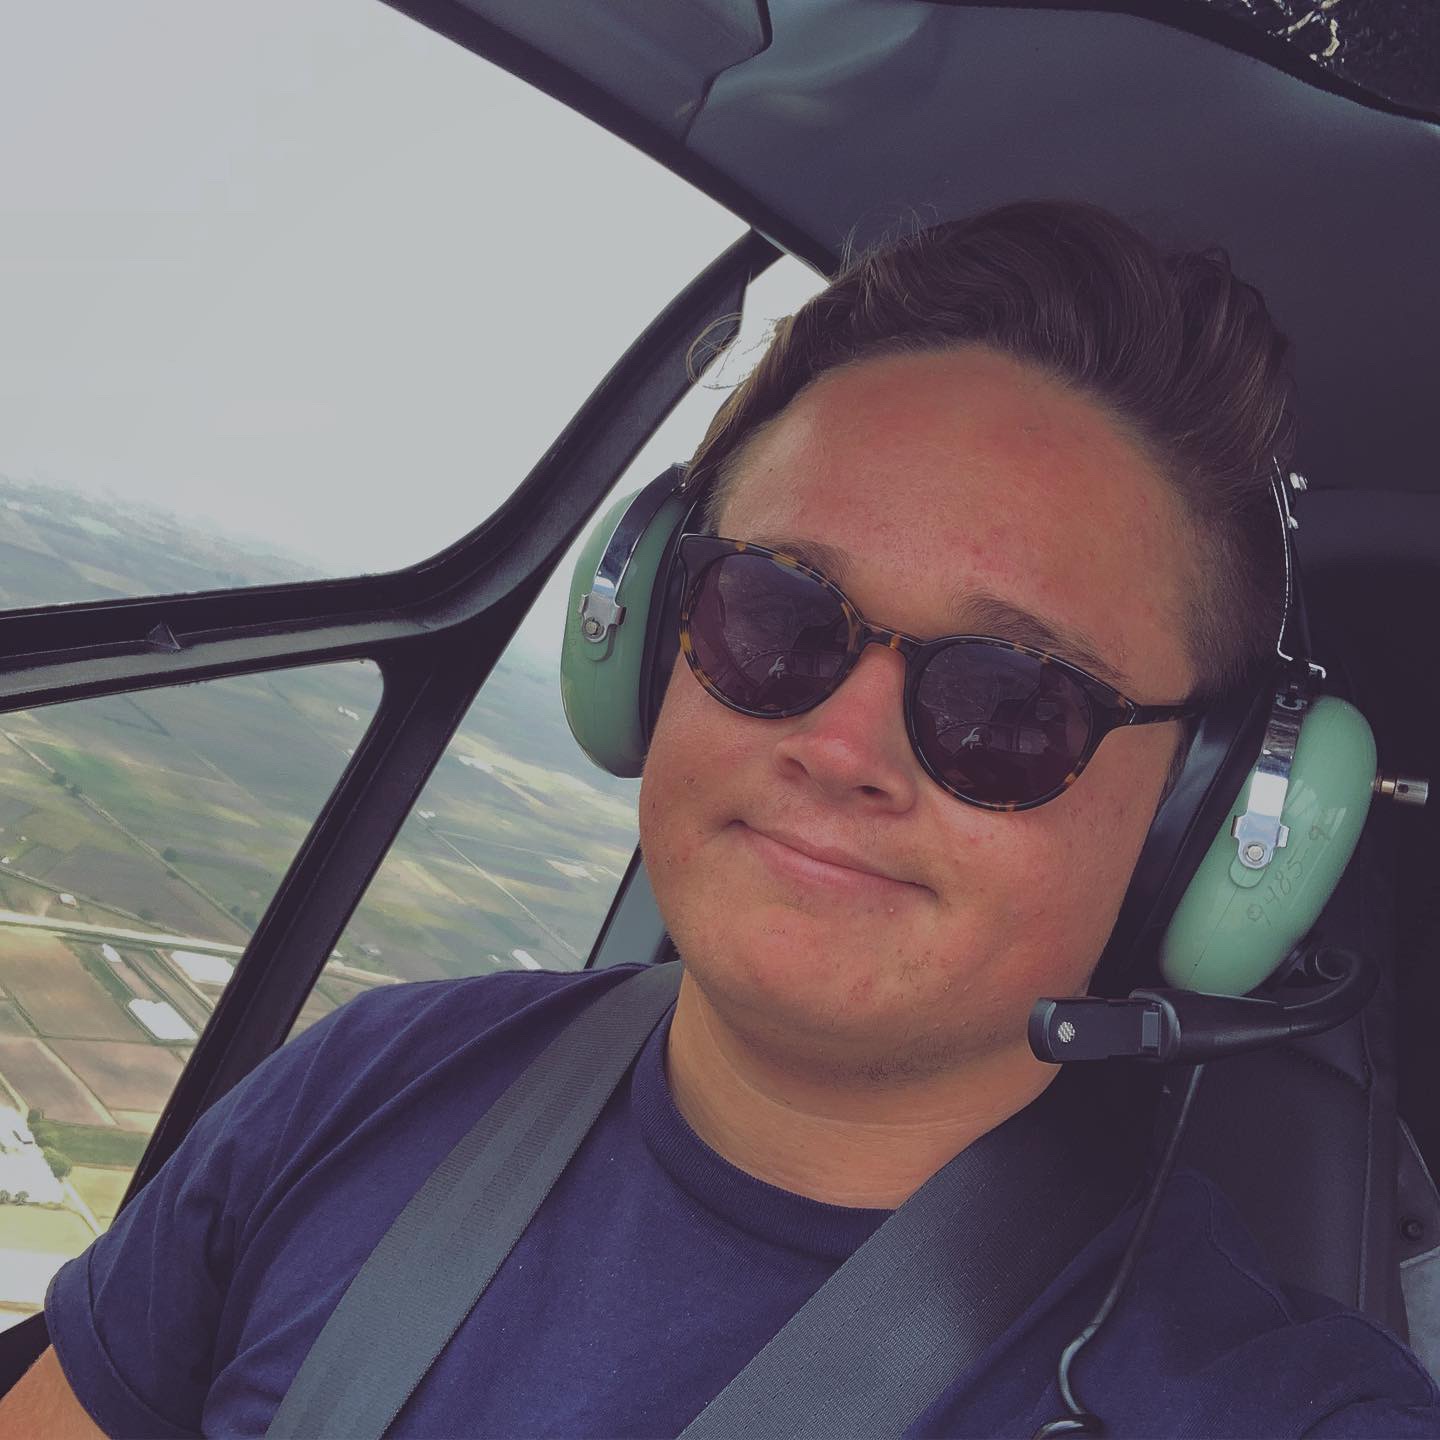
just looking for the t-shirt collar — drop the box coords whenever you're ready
[631,1008,893,1261]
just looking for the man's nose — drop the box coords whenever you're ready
[769,645,919,810]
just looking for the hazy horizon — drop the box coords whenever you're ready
[1,0,825,655]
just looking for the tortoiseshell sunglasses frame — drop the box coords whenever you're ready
[676,534,1203,812]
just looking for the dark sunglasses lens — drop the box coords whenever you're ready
[687,551,850,713]
[912,645,1092,805]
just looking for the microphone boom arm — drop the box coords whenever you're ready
[1028,948,1377,1065]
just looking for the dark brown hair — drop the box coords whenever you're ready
[689,200,1295,700]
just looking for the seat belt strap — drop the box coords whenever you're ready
[266,961,684,1440]
[269,962,1131,1440]
[677,1107,1119,1437]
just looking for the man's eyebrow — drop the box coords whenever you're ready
[742,532,1129,691]
[945,589,1129,691]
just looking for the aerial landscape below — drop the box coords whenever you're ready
[0,471,640,1330]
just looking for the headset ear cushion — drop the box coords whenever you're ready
[1159,696,1376,994]
[560,486,693,777]
[1092,682,1271,995]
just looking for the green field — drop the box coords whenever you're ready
[28,1116,149,1169]
[0,1204,95,1253]
[69,1165,131,1224]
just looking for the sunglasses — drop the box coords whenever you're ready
[676,534,1201,812]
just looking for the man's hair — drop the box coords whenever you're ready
[689,200,1296,702]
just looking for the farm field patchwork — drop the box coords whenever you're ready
[0,478,659,1331]
[1,718,302,935]
[0,932,142,1041]
[46,844,217,922]
[4,774,255,936]
[47,1040,184,1115]
[0,1038,111,1125]
[132,673,370,819]
[16,692,214,781]
[0,870,125,927]
[4,638,639,989]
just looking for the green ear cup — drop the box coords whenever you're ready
[560,485,692,777]
[1159,695,1377,995]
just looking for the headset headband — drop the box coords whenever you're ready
[1228,463,1327,872]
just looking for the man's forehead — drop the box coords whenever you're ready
[713,349,1196,701]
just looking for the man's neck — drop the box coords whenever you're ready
[663,970,1059,1210]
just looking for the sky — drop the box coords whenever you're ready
[0,0,825,609]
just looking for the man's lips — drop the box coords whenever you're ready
[736,823,926,897]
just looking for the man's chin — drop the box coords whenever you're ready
[680,912,880,1001]
[676,934,977,1083]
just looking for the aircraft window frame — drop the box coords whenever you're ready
[0,232,775,1218]
[0,0,751,591]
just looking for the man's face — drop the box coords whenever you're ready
[639,347,1198,1085]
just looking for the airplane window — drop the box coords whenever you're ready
[0,660,380,1333]
[0,0,745,595]
[295,256,830,1024]
[0,146,825,1323]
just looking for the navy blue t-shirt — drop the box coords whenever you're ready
[46,964,1440,1438]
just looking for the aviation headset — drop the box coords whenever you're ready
[559,458,1381,1007]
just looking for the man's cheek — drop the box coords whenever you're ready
[639,746,720,882]
[638,770,687,873]
[983,813,1123,938]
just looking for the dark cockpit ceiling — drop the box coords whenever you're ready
[394,0,1439,508]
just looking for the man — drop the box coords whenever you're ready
[4,201,1437,1437]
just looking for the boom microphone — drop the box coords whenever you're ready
[1028,946,1377,1065]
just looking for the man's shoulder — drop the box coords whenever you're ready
[41,962,664,1440]
[194,961,656,1172]
[919,1166,1437,1436]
